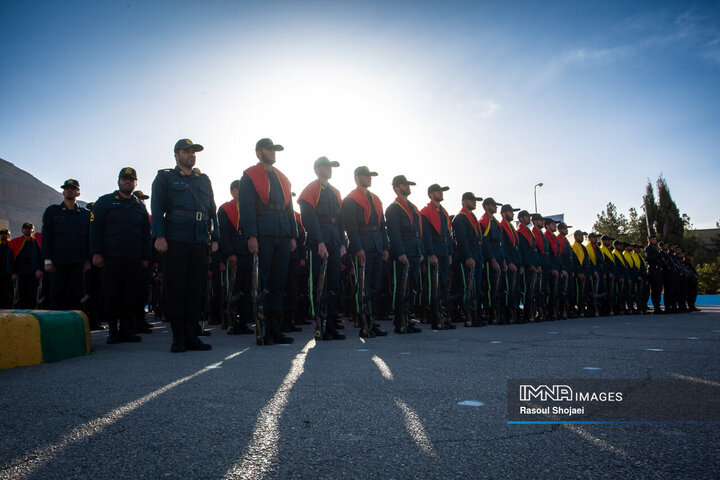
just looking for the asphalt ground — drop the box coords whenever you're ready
[1,308,719,480]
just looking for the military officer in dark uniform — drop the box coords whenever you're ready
[385,175,423,334]
[299,156,347,340]
[645,234,664,313]
[218,179,254,334]
[420,184,455,330]
[531,214,551,320]
[9,223,43,308]
[584,232,604,316]
[452,192,484,326]
[0,228,15,309]
[611,240,631,314]
[555,222,574,318]
[543,218,564,320]
[342,166,389,337]
[41,179,91,310]
[151,139,217,352]
[238,138,298,345]
[91,168,152,344]
[598,235,618,315]
[498,204,521,323]
[516,210,540,322]
[570,230,590,316]
[478,198,507,324]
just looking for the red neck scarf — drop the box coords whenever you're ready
[298,179,342,212]
[532,227,545,254]
[544,230,558,255]
[244,163,292,206]
[220,200,239,231]
[499,219,518,247]
[556,234,568,253]
[346,187,383,226]
[420,202,451,235]
[393,197,422,233]
[517,223,534,246]
[294,211,305,234]
[457,208,479,236]
[9,236,34,259]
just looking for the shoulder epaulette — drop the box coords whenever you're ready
[159,168,173,173]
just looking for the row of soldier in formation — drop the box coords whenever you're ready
[0,137,701,351]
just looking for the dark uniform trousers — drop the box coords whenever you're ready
[360,250,383,313]
[309,243,341,320]
[258,236,291,316]
[0,275,11,309]
[163,240,207,343]
[104,257,142,336]
[393,257,420,321]
[49,263,84,310]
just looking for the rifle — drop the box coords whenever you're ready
[12,277,19,308]
[314,257,328,340]
[397,263,410,333]
[36,274,45,309]
[221,265,236,330]
[357,262,370,336]
[526,270,537,321]
[252,252,267,345]
[463,265,477,327]
[201,269,212,336]
[507,269,517,323]
[430,263,442,328]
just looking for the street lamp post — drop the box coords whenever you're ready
[534,183,543,213]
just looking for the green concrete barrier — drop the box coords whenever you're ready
[0,310,91,369]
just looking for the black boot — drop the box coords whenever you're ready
[270,311,294,344]
[169,316,186,352]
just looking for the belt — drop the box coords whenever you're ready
[263,203,285,211]
[359,225,379,232]
[168,208,207,221]
[318,215,339,225]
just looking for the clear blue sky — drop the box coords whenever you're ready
[2,0,719,231]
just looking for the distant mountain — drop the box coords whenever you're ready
[0,158,86,236]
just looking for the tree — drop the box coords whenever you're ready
[656,175,684,245]
[696,262,720,295]
[643,180,659,234]
[626,207,648,245]
[593,202,629,241]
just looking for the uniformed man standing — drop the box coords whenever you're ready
[599,235,618,315]
[478,198,507,324]
[498,204,521,323]
[570,230,590,316]
[584,232,604,316]
[516,210,540,322]
[342,166,389,338]
[238,138,297,345]
[452,192,484,326]
[9,223,43,308]
[645,234,664,314]
[556,222,574,318]
[91,168,152,344]
[218,180,254,334]
[41,180,91,310]
[385,175,423,334]
[612,240,631,314]
[420,184,455,330]
[152,139,218,352]
[531,214,551,320]
[543,218,563,320]
[299,156,347,340]
[0,228,16,309]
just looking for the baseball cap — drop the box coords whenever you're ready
[543,217,558,224]
[500,204,520,213]
[354,166,378,177]
[0,228,9,235]
[573,229,587,236]
[314,156,340,169]
[392,175,416,187]
[518,210,531,217]
[61,179,80,189]
[22,222,34,229]
[482,197,501,206]
[462,192,482,201]
[255,138,284,151]
[119,167,137,180]
[531,213,543,221]
[174,138,204,153]
[427,184,449,194]
[558,222,572,229]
